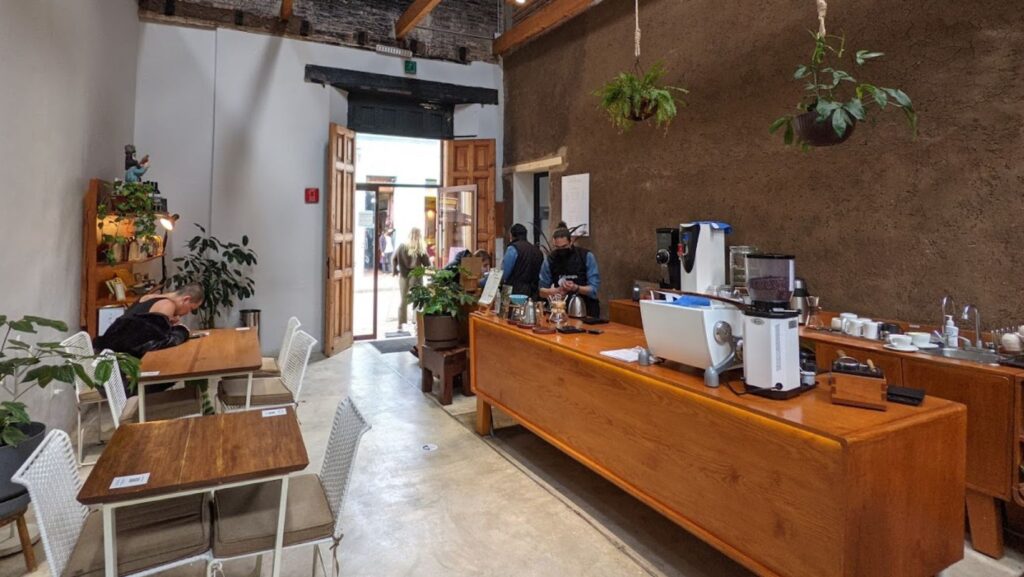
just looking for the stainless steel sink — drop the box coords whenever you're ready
[917,347,1004,365]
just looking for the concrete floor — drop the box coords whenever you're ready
[3,342,1024,577]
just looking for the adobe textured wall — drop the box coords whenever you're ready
[503,0,1024,324]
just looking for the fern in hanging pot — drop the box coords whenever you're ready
[595,62,688,131]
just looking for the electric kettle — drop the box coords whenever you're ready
[567,294,586,318]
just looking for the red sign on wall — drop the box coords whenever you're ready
[305,188,319,204]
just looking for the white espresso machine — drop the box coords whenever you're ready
[741,254,808,399]
[679,221,731,294]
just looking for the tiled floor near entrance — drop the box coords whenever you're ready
[3,343,1023,577]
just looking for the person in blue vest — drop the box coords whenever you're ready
[500,223,544,298]
[539,225,601,318]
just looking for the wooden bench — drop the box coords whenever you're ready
[420,345,471,406]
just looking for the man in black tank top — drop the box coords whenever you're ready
[500,223,544,299]
[95,284,205,359]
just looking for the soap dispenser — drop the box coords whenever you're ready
[944,315,959,348]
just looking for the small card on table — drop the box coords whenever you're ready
[110,473,150,489]
[262,408,287,418]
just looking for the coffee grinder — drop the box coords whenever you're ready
[679,221,731,294]
[655,227,681,289]
[741,254,812,399]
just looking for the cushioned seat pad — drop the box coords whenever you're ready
[79,389,104,404]
[213,474,333,558]
[121,387,202,423]
[217,377,294,407]
[62,494,210,577]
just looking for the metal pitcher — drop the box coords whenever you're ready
[521,298,537,326]
[567,294,586,318]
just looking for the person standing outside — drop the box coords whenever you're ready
[501,223,544,298]
[379,229,395,273]
[539,226,602,318]
[393,227,432,330]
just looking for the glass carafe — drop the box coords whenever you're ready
[548,293,567,326]
[805,296,824,329]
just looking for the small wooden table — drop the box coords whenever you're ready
[420,345,470,405]
[79,408,308,577]
[138,327,262,420]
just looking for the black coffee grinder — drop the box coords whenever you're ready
[655,227,681,289]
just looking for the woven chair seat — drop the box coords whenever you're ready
[62,494,210,577]
[212,475,333,558]
[217,377,295,408]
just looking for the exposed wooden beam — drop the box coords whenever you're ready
[280,0,292,21]
[396,0,443,40]
[494,0,601,56]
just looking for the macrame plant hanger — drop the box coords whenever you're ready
[816,0,828,37]
[632,0,643,75]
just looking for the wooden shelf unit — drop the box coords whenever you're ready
[80,179,164,338]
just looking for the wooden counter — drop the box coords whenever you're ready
[609,298,1024,558]
[470,312,966,577]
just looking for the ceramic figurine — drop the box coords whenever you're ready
[124,144,150,183]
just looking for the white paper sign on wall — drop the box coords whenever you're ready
[561,173,590,236]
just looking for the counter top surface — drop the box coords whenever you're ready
[472,311,964,444]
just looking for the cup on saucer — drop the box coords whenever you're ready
[887,334,913,348]
[906,331,932,348]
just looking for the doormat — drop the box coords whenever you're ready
[384,330,411,338]
[370,337,416,355]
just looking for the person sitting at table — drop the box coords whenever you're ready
[94,283,204,359]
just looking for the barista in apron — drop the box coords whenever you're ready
[539,225,602,318]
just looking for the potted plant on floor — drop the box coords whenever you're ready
[769,0,917,147]
[408,266,478,350]
[169,224,258,330]
[0,315,139,502]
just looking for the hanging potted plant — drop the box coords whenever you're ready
[594,0,687,131]
[769,0,917,147]
[408,266,477,350]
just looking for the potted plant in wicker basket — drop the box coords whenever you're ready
[409,267,477,350]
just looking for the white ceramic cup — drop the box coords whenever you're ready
[830,317,843,331]
[844,318,864,336]
[839,312,857,320]
[1001,332,1022,352]
[888,334,913,348]
[862,321,879,340]
[906,331,931,347]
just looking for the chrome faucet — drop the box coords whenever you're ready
[961,304,983,349]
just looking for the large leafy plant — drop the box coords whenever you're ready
[97,181,159,264]
[769,33,917,147]
[169,224,258,329]
[0,315,139,446]
[595,62,688,131]
[408,267,477,317]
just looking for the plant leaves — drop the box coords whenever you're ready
[855,50,884,65]
[769,116,789,134]
[2,427,26,447]
[793,65,809,79]
[843,98,866,121]
[832,108,850,137]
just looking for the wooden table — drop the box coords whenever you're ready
[79,408,308,577]
[470,311,967,577]
[138,327,262,420]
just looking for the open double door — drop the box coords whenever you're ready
[323,123,496,356]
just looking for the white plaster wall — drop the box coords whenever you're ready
[134,23,503,353]
[0,0,139,432]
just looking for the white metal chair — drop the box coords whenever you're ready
[11,430,211,577]
[209,398,370,577]
[217,330,317,412]
[60,331,107,466]
[256,317,301,377]
[99,353,203,428]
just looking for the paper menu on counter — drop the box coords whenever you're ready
[561,173,590,236]
[600,347,643,363]
[477,269,503,306]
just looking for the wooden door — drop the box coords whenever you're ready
[324,123,356,356]
[443,139,496,256]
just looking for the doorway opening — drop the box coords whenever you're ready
[354,134,441,341]
[513,170,551,244]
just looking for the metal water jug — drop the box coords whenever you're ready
[567,294,586,318]
[521,298,537,326]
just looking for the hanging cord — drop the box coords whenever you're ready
[633,0,642,72]
[816,0,827,37]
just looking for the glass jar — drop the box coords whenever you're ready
[729,246,757,288]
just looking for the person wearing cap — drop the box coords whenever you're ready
[500,223,544,298]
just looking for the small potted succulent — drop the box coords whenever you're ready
[769,33,917,147]
[595,62,688,131]
[409,267,477,350]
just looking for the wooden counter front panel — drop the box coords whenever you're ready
[473,321,845,577]
[902,359,1013,499]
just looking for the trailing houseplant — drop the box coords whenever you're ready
[169,224,258,329]
[769,0,917,147]
[409,266,477,349]
[97,180,160,264]
[595,62,688,131]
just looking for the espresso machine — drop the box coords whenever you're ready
[741,254,810,399]
[680,221,731,295]
[655,227,681,289]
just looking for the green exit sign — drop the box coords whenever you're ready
[404,60,417,75]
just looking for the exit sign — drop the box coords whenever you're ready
[404,60,416,75]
